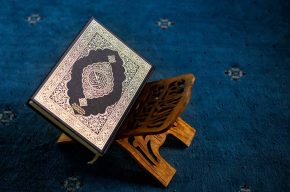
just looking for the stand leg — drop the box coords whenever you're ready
[116,133,176,187]
[167,117,196,147]
[56,117,196,187]
[57,133,74,143]
[116,117,196,187]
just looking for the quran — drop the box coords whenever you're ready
[29,18,153,155]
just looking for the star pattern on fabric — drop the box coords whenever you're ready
[27,13,41,25]
[63,176,82,192]
[239,184,251,192]
[0,109,15,124]
[225,67,245,80]
[156,18,174,29]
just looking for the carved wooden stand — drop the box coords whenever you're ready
[57,74,196,187]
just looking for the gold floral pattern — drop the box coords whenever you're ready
[81,62,114,99]
[33,19,152,151]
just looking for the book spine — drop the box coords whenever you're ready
[28,100,100,155]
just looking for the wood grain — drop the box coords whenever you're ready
[116,117,195,187]
[57,73,196,187]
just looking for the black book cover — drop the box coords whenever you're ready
[30,18,153,155]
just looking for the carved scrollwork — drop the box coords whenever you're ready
[57,74,196,187]
[118,73,195,138]
[116,117,196,187]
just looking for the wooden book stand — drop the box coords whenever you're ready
[57,74,196,187]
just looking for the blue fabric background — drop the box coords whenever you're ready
[0,0,289,191]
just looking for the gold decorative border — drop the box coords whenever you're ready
[33,19,152,151]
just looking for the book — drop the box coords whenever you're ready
[29,18,153,155]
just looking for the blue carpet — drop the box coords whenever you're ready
[0,0,289,191]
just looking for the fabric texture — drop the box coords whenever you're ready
[0,0,289,191]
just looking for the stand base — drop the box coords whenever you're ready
[57,74,196,187]
[57,117,195,187]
